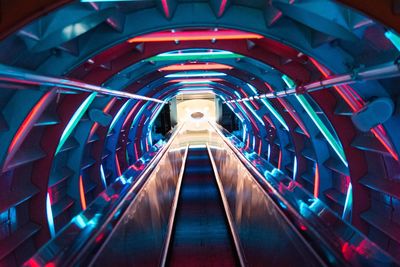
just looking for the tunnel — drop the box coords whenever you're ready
[0,0,400,266]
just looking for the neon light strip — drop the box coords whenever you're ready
[165,72,227,78]
[385,30,400,51]
[161,0,170,18]
[177,80,213,84]
[146,51,243,62]
[278,149,282,169]
[267,144,271,161]
[296,94,348,167]
[46,193,55,238]
[89,97,116,138]
[167,78,223,83]
[115,154,122,177]
[160,63,232,71]
[293,156,297,180]
[178,86,213,91]
[264,81,310,137]
[277,98,310,137]
[258,139,262,155]
[310,58,398,160]
[122,101,142,128]
[79,175,87,210]
[4,90,55,171]
[260,98,289,131]
[313,163,320,198]
[128,30,263,42]
[218,0,228,16]
[56,93,97,155]
[282,74,347,166]
[108,99,132,134]
[243,100,265,126]
[342,182,353,222]
[247,83,258,94]
[100,164,107,188]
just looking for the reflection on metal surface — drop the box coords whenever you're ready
[25,122,399,267]
[210,122,399,267]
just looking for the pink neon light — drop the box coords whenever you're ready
[314,163,320,198]
[4,91,55,172]
[218,0,228,16]
[159,63,232,71]
[79,175,87,210]
[263,115,275,129]
[310,57,398,160]
[161,0,170,18]
[128,29,263,43]
[258,139,262,156]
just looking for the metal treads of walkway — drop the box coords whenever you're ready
[166,146,240,267]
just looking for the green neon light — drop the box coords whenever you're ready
[108,99,132,134]
[385,30,400,51]
[260,98,289,131]
[145,51,243,61]
[282,74,348,167]
[56,93,97,154]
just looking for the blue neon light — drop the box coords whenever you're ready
[46,193,55,238]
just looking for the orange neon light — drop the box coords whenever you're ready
[159,63,232,71]
[128,30,263,43]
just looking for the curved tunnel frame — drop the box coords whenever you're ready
[0,1,400,265]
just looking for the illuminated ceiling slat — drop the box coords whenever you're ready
[160,63,232,71]
[128,29,263,42]
[146,51,243,61]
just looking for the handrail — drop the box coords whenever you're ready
[160,144,189,267]
[0,63,166,103]
[209,122,399,267]
[206,143,247,267]
[24,124,184,267]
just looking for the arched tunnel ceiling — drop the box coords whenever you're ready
[1,1,400,266]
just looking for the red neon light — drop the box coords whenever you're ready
[161,0,170,18]
[314,163,320,198]
[115,154,122,177]
[79,175,87,210]
[310,57,398,161]
[159,63,232,71]
[4,91,55,172]
[258,139,262,156]
[218,0,228,16]
[128,29,263,43]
